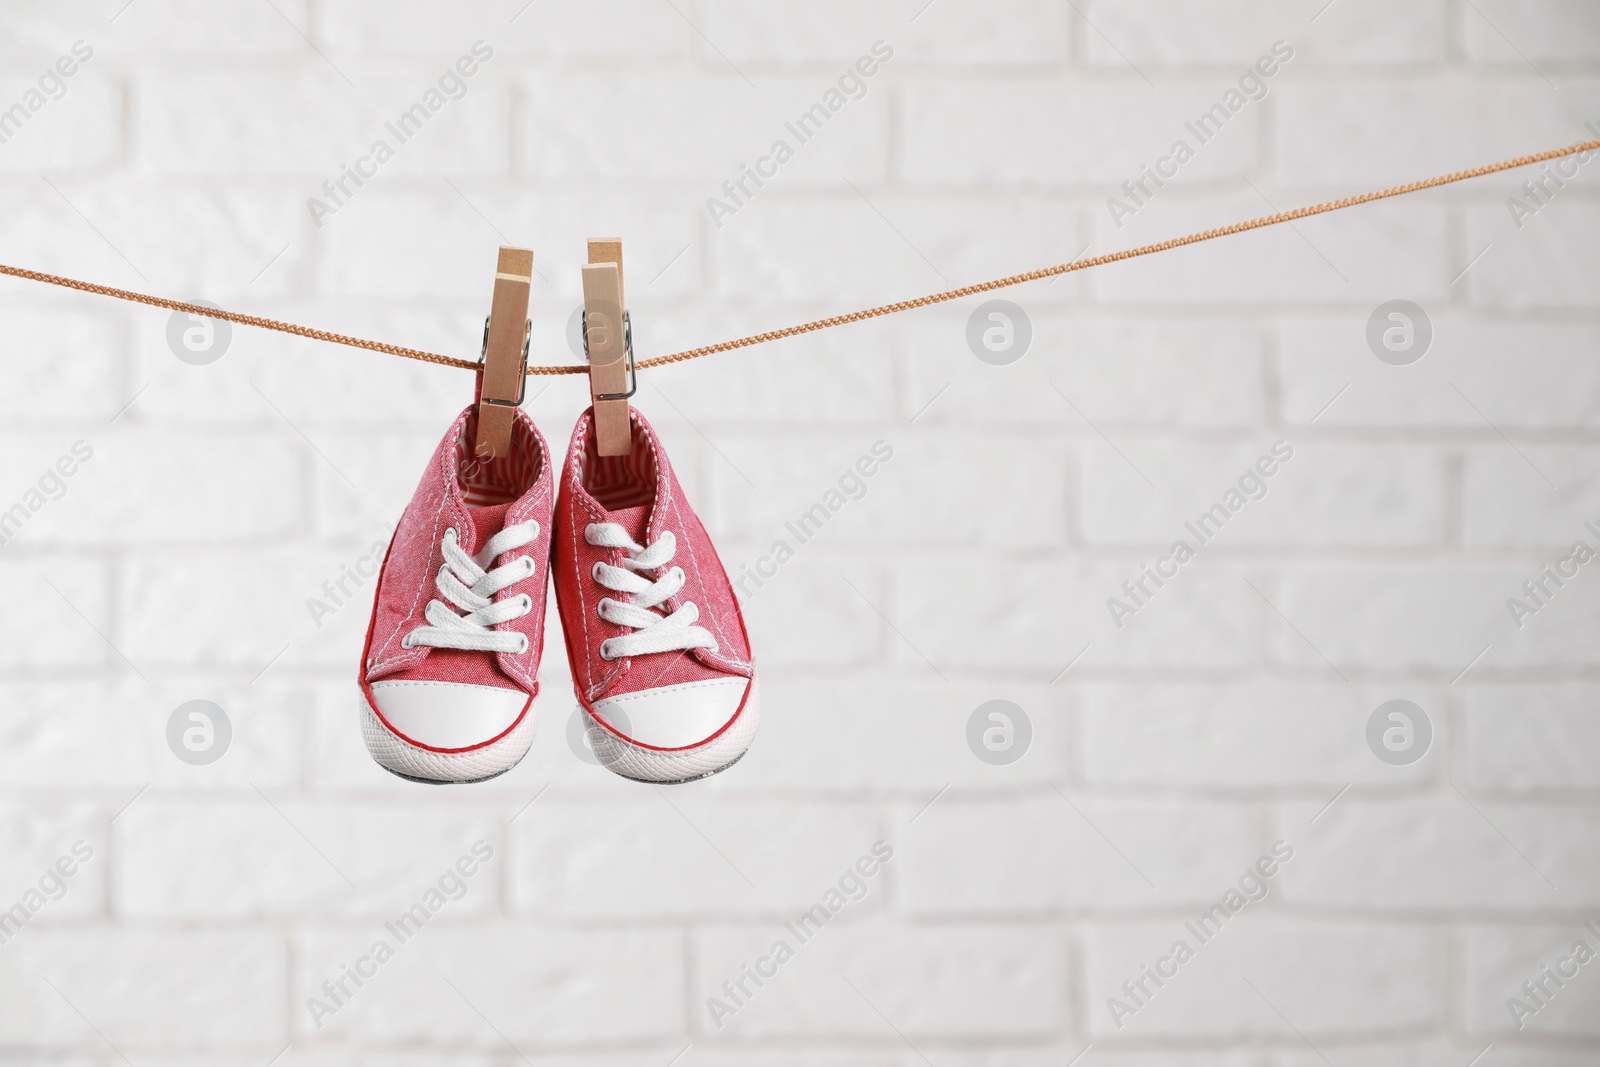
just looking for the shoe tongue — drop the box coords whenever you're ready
[465,501,515,555]
[607,504,651,544]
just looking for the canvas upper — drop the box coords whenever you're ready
[553,406,755,755]
[360,403,553,762]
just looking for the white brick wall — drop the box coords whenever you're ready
[0,1,1596,1062]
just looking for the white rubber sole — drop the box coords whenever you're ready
[582,680,760,784]
[361,695,537,785]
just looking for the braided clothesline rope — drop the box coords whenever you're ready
[2,137,1596,378]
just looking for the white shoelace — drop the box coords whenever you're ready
[586,522,718,661]
[402,522,540,654]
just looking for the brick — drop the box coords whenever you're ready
[1082,0,1446,65]
[1079,441,1443,548]
[735,555,883,666]
[0,804,102,921]
[1078,1054,1259,1067]
[511,799,880,918]
[116,801,499,918]
[6,430,301,547]
[860,434,1070,548]
[639,317,900,426]
[1,183,304,299]
[0,681,141,789]
[0,3,97,53]
[0,0,311,54]
[906,314,1265,428]
[890,561,1262,673]
[1274,84,1598,187]
[0,930,286,1045]
[1468,684,1600,791]
[292,926,682,1043]
[902,84,1258,187]
[1277,320,1600,429]
[0,303,123,423]
[733,675,1070,790]
[307,430,441,540]
[0,680,305,790]
[0,435,105,546]
[1083,918,1439,1037]
[1467,203,1600,309]
[135,67,510,177]
[118,547,369,669]
[44,185,312,299]
[1464,0,1600,63]
[0,70,119,172]
[712,193,1082,304]
[700,430,898,545]
[284,1054,506,1067]
[1083,682,1438,788]
[130,304,474,429]
[319,0,685,58]
[899,795,1262,912]
[679,1054,904,1067]
[1465,924,1600,1036]
[1091,199,1449,306]
[703,1,1070,65]
[0,186,152,293]
[515,72,890,186]
[5,9,1600,1062]
[1273,567,1600,672]
[320,187,698,301]
[0,557,110,670]
[1276,1046,1600,1067]
[710,430,1066,550]
[1278,798,1600,910]
[1462,446,1600,548]
[693,921,1066,1038]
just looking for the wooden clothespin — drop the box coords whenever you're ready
[581,238,636,456]
[475,245,534,460]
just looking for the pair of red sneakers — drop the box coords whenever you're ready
[358,404,758,785]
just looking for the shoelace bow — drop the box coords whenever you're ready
[403,522,540,654]
[586,522,718,660]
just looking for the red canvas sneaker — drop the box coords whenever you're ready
[554,407,758,783]
[358,404,553,784]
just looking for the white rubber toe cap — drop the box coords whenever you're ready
[591,677,749,750]
[367,680,530,752]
